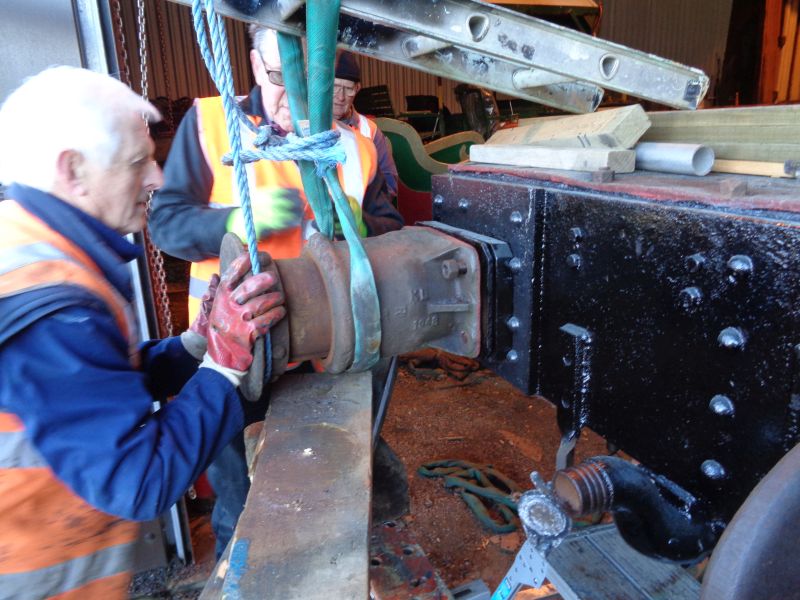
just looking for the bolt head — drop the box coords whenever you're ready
[567,254,582,269]
[718,327,746,350]
[506,316,521,331]
[685,253,706,273]
[506,349,519,362]
[701,460,726,480]
[508,257,522,273]
[679,286,703,309]
[569,227,584,243]
[458,198,470,211]
[709,394,734,416]
[510,211,523,225]
[433,194,444,206]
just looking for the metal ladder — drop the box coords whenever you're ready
[172,0,709,113]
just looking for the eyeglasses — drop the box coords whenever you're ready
[333,83,358,98]
[259,55,285,86]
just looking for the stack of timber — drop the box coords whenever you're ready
[469,104,649,173]
[642,104,800,178]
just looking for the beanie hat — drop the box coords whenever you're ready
[335,52,361,82]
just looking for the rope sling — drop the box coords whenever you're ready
[191,0,381,373]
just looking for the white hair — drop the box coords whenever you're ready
[0,66,161,191]
[248,25,277,57]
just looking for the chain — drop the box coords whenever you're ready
[111,0,131,86]
[154,0,175,133]
[135,0,175,339]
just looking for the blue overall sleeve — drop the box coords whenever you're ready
[0,303,245,521]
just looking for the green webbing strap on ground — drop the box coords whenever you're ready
[278,1,382,372]
[419,459,522,533]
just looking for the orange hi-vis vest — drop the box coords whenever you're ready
[189,96,378,319]
[0,200,140,599]
[351,109,379,141]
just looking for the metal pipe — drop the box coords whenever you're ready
[553,456,721,563]
[635,142,714,176]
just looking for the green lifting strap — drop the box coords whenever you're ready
[419,459,522,534]
[278,0,381,372]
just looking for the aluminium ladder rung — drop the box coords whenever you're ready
[173,0,601,113]
[178,0,708,112]
[339,0,708,109]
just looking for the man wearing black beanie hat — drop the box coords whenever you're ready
[334,52,399,199]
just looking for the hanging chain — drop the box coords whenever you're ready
[111,0,132,86]
[135,0,175,339]
[154,0,175,133]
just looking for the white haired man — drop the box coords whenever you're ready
[149,26,404,558]
[0,66,285,599]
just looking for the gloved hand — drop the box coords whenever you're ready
[333,195,368,238]
[204,253,286,378]
[180,273,220,360]
[226,188,305,240]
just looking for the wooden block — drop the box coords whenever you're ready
[712,159,796,178]
[487,104,650,149]
[470,143,635,173]
[202,372,373,600]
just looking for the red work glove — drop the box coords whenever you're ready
[205,253,286,373]
[181,274,221,360]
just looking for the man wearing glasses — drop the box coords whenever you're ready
[333,52,399,199]
[149,26,404,559]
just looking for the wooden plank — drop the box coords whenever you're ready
[470,143,636,173]
[487,104,650,149]
[201,372,373,600]
[642,105,800,163]
[712,159,796,178]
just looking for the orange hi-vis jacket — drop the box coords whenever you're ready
[350,109,379,140]
[0,200,140,599]
[189,96,378,319]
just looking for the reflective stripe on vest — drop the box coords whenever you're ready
[0,539,136,599]
[189,96,377,318]
[354,111,378,140]
[0,200,139,599]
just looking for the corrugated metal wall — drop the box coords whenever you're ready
[598,0,733,101]
[115,0,252,100]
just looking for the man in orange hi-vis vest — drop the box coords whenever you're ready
[150,27,404,558]
[332,52,399,199]
[0,66,285,599]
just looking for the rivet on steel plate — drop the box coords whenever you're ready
[508,257,523,273]
[717,327,745,350]
[567,254,582,269]
[510,211,523,225]
[701,460,726,480]
[570,227,584,243]
[433,194,444,206]
[458,198,470,211]
[685,253,706,273]
[726,255,753,283]
[506,316,521,331]
[506,349,519,362]
[679,286,703,309]
[709,394,734,416]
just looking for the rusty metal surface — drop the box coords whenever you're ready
[273,228,481,372]
[201,372,373,599]
[370,520,453,600]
